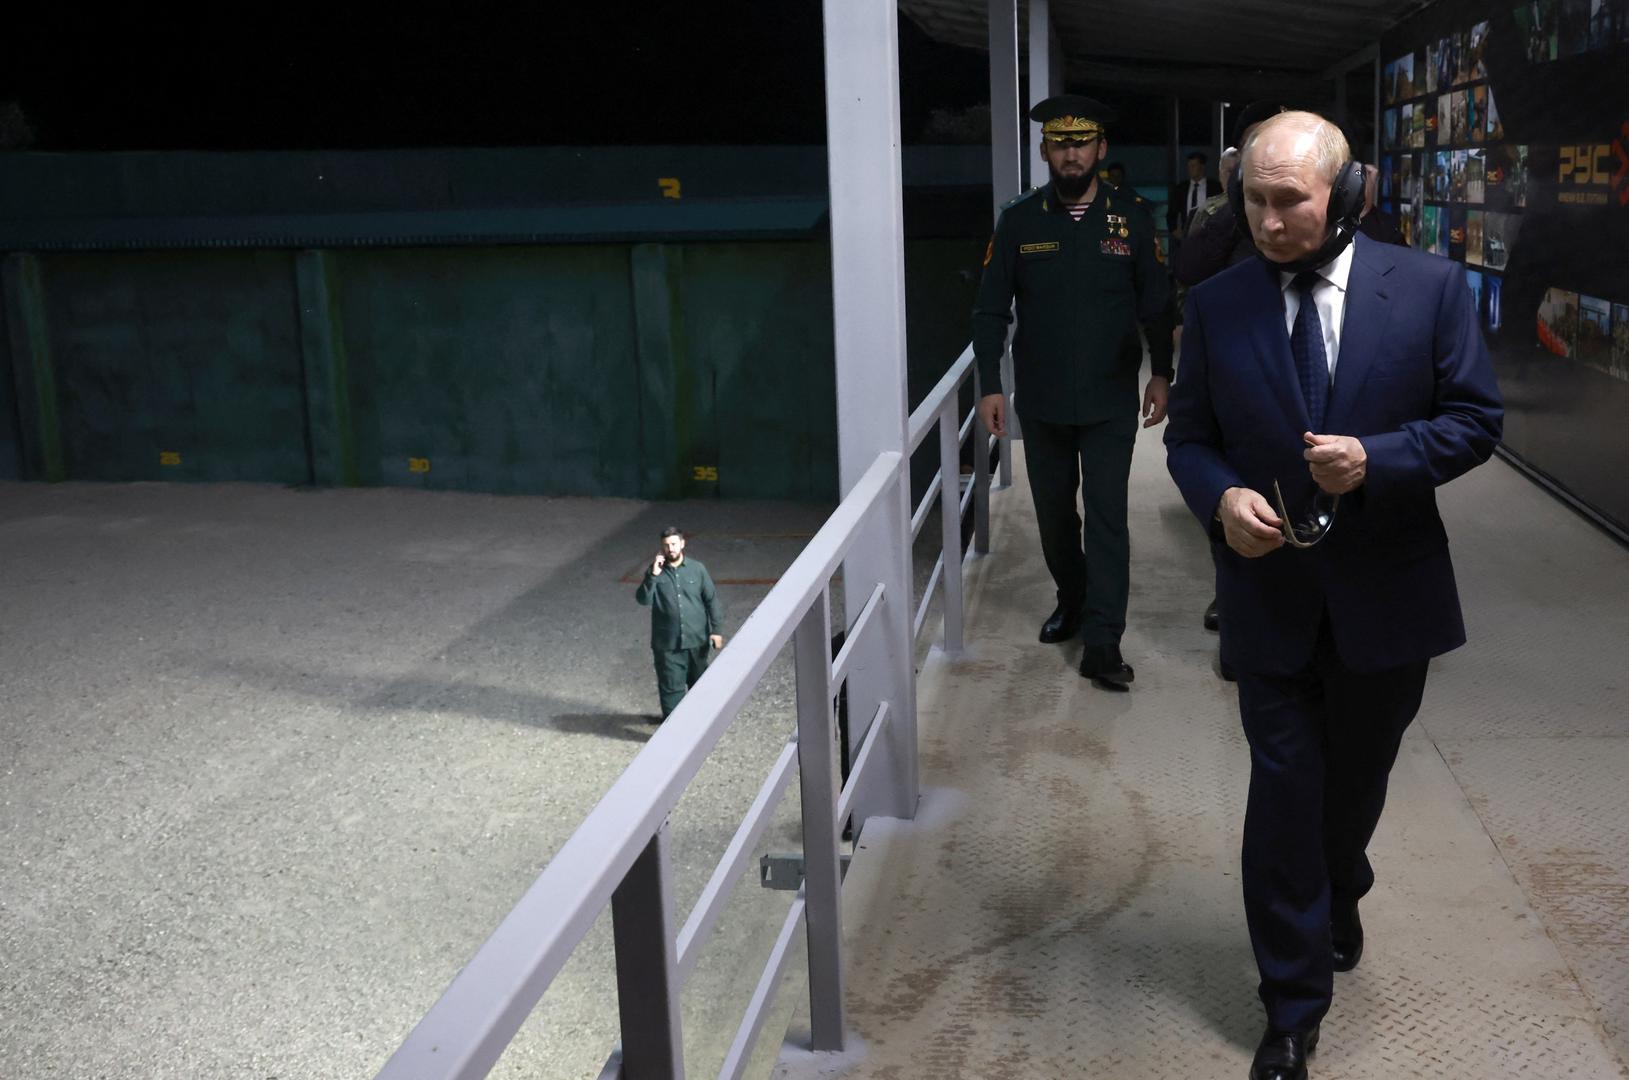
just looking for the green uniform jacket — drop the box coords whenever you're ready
[972,181,1174,425]
[636,557,724,651]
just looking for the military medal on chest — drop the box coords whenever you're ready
[1101,213,1133,255]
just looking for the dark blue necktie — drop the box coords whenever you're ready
[1290,270,1329,430]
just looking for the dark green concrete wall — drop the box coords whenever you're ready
[41,252,309,483]
[328,245,644,496]
[679,244,839,501]
[0,297,19,480]
[0,239,982,501]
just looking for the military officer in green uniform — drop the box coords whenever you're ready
[635,526,725,720]
[974,95,1174,690]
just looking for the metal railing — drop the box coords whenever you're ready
[374,346,1002,1080]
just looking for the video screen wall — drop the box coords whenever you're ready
[1380,0,1629,535]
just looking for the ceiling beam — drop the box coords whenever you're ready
[1058,59,1328,103]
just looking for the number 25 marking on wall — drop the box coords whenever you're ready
[659,177,682,199]
[692,465,718,482]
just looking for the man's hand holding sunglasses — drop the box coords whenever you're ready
[1302,431,1367,494]
[1216,487,1287,558]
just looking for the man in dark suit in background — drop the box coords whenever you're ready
[1165,112,1502,1080]
[1168,151,1221,247]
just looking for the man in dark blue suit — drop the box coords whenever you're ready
[1165,112,1503,1080]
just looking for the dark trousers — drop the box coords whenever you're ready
[1234,617,1428,1033]
[1019,411,1136,646]
[653,645,710,719]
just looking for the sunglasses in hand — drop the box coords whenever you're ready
[1271,479,1340,549]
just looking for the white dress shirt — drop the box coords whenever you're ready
[1279,241,1354,378]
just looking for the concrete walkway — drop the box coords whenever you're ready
[776,422,1629,1079]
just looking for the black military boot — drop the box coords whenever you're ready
[1079,642,1134,690]
[1038,600,1083,644]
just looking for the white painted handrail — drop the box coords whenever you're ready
[374,338,1003,1080]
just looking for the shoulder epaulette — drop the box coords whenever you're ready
[1000,186,1044,212]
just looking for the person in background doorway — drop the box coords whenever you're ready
[1176,102,1286,287]
[1168,151,1221,249]
[635,526,725,721]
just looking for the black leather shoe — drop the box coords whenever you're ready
[1332,897,1363,972]
[1079,643,1134,690]
[1203,597,1220,631]
[1250,1024,1319,1080]
[1038,602,1083,644]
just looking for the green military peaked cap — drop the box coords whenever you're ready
[1029,94,1117,143]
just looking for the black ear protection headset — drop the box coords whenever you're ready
[1228,157,1367,273]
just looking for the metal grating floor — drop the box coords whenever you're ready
[775,423,1629,1079]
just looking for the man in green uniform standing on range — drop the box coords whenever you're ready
[635,526,725,720]
[974,95,1174,690]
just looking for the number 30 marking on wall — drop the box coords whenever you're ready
[409,457,431,474]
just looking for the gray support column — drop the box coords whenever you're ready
[1026,0,1051,190]
[630,243,685,499]
[987,0,1022,481]
[1,253,64,482]
[987,0,1023,212]
[821,0,919,824]
[1372,54,1381,166]
[1048,18,1064,95]
[294,250,358,487]
[1167,95,1182,189]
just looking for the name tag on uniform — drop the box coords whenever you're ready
[1100,238,1133,257]
[1019,241,1060,254]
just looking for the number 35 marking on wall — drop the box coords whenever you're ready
[692,465,718,482]
[408,457,432,474]
[159,451,182,466]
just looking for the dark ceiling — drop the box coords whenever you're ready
[900,0,1430,98]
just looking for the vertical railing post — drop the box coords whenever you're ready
[794,589,846,1050]
[937,401,965,655]
[610,825,685,1080]
[972,369,993,554]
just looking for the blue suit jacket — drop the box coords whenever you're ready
[1164,234,1504,675]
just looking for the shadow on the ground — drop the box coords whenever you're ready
[548,712,660,743]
